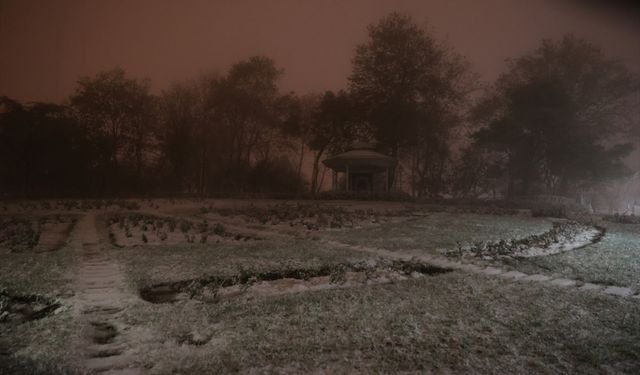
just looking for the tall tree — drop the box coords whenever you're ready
[70,67,155,192]
[472,35,640,197]
[207,56,294,192]
[0,97,92,195]
[349,12,474,195]
[158,76,214,193]
[280,93,320,182]
[307,91,360,194]
[157,57,302,195]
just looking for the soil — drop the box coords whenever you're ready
[442,221,605,259]
[107,213,259,247]
[0,215,77,253]
[139,259,451,304]
[0,289,60,324]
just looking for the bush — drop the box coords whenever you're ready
[603,214,640,224]
[531,205,568,218]
[213,223,226,236]
[318,190,413,201]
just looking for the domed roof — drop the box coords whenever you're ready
[322,144,395,171]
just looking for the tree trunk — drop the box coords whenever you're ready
[296,140,305,180]
[318,165,327,192]
[310,147,326,194]
[388,143,400,191]
[199,147,207,196]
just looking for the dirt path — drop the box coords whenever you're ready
[72,212,142,375]
[324,226,640,300]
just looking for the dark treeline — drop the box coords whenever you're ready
[1,13,639,199]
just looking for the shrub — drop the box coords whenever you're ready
[531,205,567,218]
[179,220,191,233]
[213,223,226,236]
[603,214,640,224]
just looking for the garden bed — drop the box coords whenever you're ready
[0,215,77,253]
[443,221,605,259]
[107,213,258,247]
[139,259,450,304]
[0,288,61,325]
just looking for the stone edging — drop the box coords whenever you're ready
[325,237,640,300]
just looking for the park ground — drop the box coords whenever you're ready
[1,198,639,374]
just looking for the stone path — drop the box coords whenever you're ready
[72,212,142,375]
[325,235,640,301]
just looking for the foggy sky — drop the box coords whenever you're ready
[1,0,639,103]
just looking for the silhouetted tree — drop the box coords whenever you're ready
[349,12,474,195]
[248,156,305,194]
[0,97,92,196]
[280,93,320,183]
[70,68,156,193]
[158,77,214,193]
[307,91,360,194]
[206,56,299,193]
[472,35,639,197]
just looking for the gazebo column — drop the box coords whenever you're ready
[332,170,337,191]
[345,164,350,192]
[384,166,389,192]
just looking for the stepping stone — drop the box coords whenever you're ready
[578,283,604,291]
[549,278,576,287]
[81,275,121,280]
[481,267,503,275]
[100,368,142,375]
[521,274,551,282]
[88,346,124,358]
[85,286,116,291]
[84,281,117,287]
[603,286,633,297]
[457,263,484,273]
[87,342,126,353]
[431,258,459,268]
[83,296,121,304]
[83,306,122,315]
[499,271,528,280]
[441,262,464,270]
[82,271,118,276]
[416,255,435,263]
[86,354,134,372]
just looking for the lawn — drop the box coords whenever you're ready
[0,200,639,374]
[123,271,640,374]
[113,236,373,289]
[0,216,84,375]
[506,222,640,290]
[324,211,553,256]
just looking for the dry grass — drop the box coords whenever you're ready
[124,272,640,374]
[324,212,553,256]
[1,200,639,374]
[0,230,82,375]
[507,222,640,290]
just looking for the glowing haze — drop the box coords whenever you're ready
[0,0,639,103]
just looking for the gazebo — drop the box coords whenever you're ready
[322,143,396,192]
